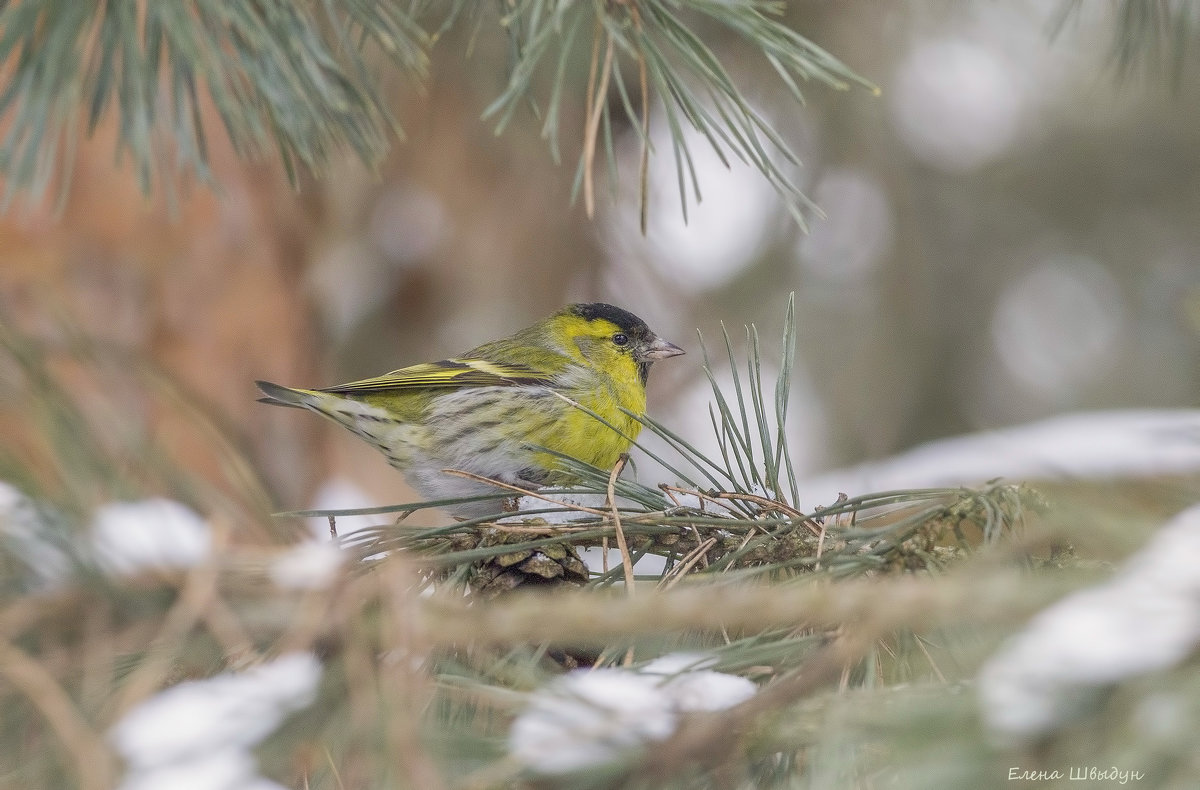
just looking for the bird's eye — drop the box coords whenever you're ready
[612,333,629,347]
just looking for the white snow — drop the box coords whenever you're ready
[91,498,211,575]
[503,492,674,576]
[978,504,1200,742]
[510,669,678,775]
[109,652,322,790]
[802,409,1200,506]
[641,653,757,713]
[501,492,612,524]
[269,541,344,590]
[509,652,756,775]
[3,489,213,581]
[0,481,71,588]
[306,477,385,539]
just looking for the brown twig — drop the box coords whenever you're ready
[643,631,874,782]
[0,639,117,790]
[482,523,591,535]
[632,2,651,233]
[815,520,828,567]
[659,484,741,515]
[913,633,948,684]
[112,522,230,715]
[415,569,1075,648]
[723,526,761,575]
[658,537,717,591]
[712,491,824,536]
[712,491,800,517]
[582,22,615,218]
[606,455,636,594]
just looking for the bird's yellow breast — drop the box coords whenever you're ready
[528,343,647,475]
[564,369,645,468]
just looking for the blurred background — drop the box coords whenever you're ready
[2,0,1197,535]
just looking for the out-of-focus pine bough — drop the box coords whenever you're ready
[0,1,1185,221]
[0,0,874,225]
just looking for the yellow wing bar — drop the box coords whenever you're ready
[320,358,552,394]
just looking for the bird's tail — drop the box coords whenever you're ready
[255,380,313,409]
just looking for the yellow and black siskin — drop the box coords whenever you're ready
[257,303,684,517]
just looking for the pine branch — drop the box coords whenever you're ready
[486,0,877,228]
[2,1,1196,224]
[0,0,428,206]
[0,0,875,227]
[1053,0,1200,88]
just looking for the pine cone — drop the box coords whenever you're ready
[467,529,590,597]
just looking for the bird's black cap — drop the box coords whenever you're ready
[569,302,652,338]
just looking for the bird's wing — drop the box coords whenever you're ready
[319,358,554,395]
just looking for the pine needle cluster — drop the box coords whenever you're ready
[0,0,874,223]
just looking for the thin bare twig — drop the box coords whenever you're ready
[660,484,741,515]
[913,633,948,684]
[632,2,651,233]
[659,537,717,590]
[606,455,636,593]
[112,522,226,714]
[0,639,117,790]
[722,527,760,575]
[483,523,591,534]
[712,491,818,524]
[415,569,1074,648]
[642,631,874,781]
[583,24,615,218]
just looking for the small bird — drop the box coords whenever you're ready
[257,303,684,517]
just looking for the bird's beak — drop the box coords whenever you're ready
[639,336,686,361]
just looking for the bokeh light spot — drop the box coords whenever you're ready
[890,39,1023,171]
[606,116,784,293]
[797,169,893,284]
[991,255,1126,400]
